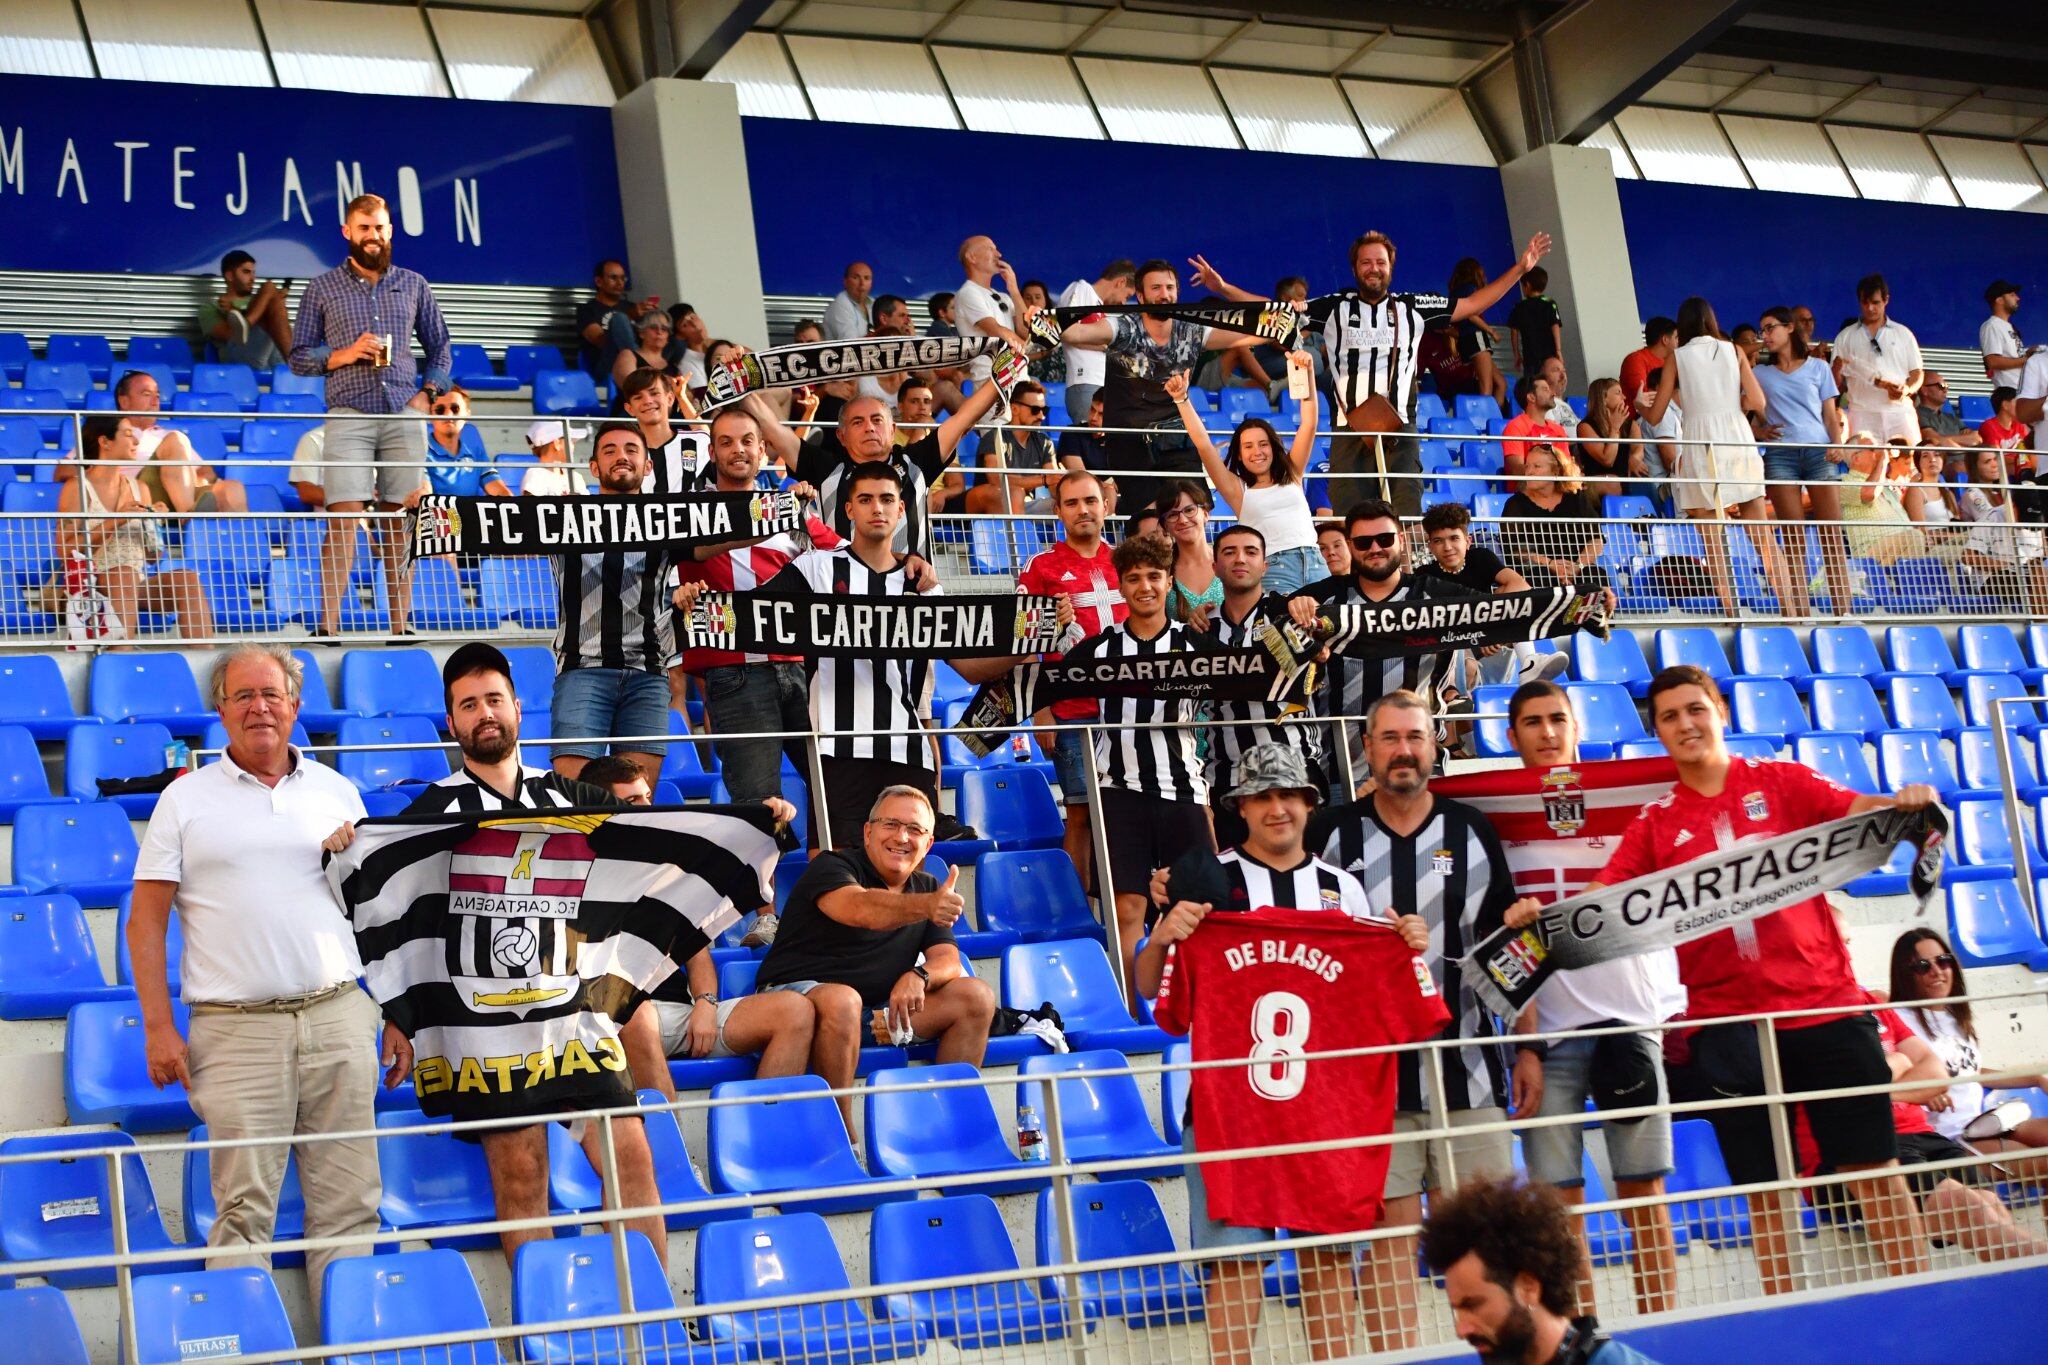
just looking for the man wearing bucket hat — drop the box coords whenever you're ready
[1138,741,1429,1365]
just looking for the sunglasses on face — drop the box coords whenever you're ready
[1351,532,1400,551]
[431,405,463,415]
[1911,953,1958,975]
[1015,404,1046,415]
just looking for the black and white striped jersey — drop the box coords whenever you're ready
[1209,591,1323,785]
[796,432,953,561]
[553,538,671,674]
[762,547,939,768]
[1307,290,1449,426]
[1308,794,1515,1113]
[1064,620,1213,804]
[401,766,620,982]
[643,428,711,494]
[1214,848,1369,918]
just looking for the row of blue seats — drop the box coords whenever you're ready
[1577,622,2048,694]
[0,332,562,392]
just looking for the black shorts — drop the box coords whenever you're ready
[1683,1014,1899,1185]
[1099,786,1213,900]
[818,756,937,851]
[1815,1130,1974,1213]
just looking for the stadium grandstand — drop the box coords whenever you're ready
[10,1,2048,1361]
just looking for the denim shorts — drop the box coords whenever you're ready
[1261,545,1327,596]
[1761,444,1835,485]
[1184,1126,1322,1254]
[1521,1035,1674,1187]
[1049,727,1092,807]
[549,666,671,761]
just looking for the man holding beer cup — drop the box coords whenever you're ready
[288,192,453,638]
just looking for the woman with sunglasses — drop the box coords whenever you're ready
[609,310,682,415]
[1164,354,1326,594]
[1889,926,2048,1178]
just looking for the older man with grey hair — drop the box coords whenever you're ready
[129,644,403,1315]
[753,784,994,1127]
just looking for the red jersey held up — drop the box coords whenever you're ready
[1596,758,1860,1029]
[1153,906,1449,1235]
[672,516,842,673]
[1017,540,1126,721]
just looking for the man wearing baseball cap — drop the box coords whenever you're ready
[1139,741,1429,1363]
[520,419,594,497]
[1982,280,2025,390]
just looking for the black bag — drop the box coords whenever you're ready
[96,769,179,797]
[1642,554,1711,600]
[992,1001,1064,1038]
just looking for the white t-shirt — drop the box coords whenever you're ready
[135,748,368,1004]
[822,290,871,342]
[1981,314,2024,381]
[288,427,325,491]
[1058,278,1105,388]
[2017,350,2048,408]
[1896,1006,1985,1141]
[521,464,590,498]
[1831,319,1923,413]
[952,280,1014,383]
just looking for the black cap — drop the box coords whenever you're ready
[442,641,514,697]
[1987,279,2021,304]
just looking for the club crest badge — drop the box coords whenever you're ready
[1743,791,1769,821]
[1539,769,1587,835]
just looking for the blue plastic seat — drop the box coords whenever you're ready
[1962,672,2045,737]
[1471,683,1517,758]
[448,343,519,393]
[1947,880,2048,970]
[288,648,363,734]
[1885,625,1974,684]
[1959,727,2048,799]
[46,333,114,381]
[505,345,567,385]
[408,558,497,632]
[872,1194,1072,1348]
[1159,1038,1192,1144]
[1563,681,1645,758]
[1887,674,1967,741]
[1727,678,1807,750]
[545,1091,746,1230]
[974,850,1103,944]
[66,720,176,817]
[1953,795,2040,882]
[481,555,559,627]
[1569,630,1654,698]
[255,391,323,415]
[1736,626,1816,693]
[956,767,1061,851]
[0,723,69,822]
[533,368,605,417]
[88,653,210,734]
[1666,1118,1752,1248]
[503,644,557,711]
[116,891,183,994]
[335,715,450,791]
[322,1247,494,1365]
[190,363,261,411]
[183,1123,307,1266]
[374,1109,500,1248]
[1959,624,2048,688]
[698,1212,928,1365]
[9,386,72,441]
[0,1131,189,1286]
[1655,627,1743,684]
[0,1285,88,1362]
[126,335,195,381]
[1002,939,1172,1054]
[1877,729,1965,800]
[1811,625,1895,683]
[65,998,196,1130]
[266,366,323,397]
[865,1063,1047,1196]
[658,719,719,800]
[516,1231,740,1365]
[708,1074,910,1214]
[1017,1050,1180,1178]
[340,647,448,722]
[1793,733,1879,795]
[1809,675,1889,743]
[15,801,139,904]
[25,359,92,406]
[1035,1181,1203,1327]
[133,1268,295,1363]
[0,330,27,380]
[0,894,126,1018]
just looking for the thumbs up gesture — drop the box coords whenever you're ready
[928,864,965,927]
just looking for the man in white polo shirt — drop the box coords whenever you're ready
[129,644,405,1317]
[1832,273,1925,444]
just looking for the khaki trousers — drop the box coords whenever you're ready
[185,984,383,1316]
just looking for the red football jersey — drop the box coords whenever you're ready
[1017,540,1126,721]
[672,515,843,672]
[1596,758,1860,1029]
[1153,906,1450,1235]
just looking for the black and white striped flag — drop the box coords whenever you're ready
[328,806,783,1125]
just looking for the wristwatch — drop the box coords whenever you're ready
[693,993,720,1007]
[909,964,930,984]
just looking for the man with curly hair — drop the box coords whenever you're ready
[1421,1178,1661,1364]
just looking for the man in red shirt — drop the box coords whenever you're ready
[1501,374,1568,484]
[1617,317,1676,409]
[1015,470,1127,881]
[1582,664,1938,1296]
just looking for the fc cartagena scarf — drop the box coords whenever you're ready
[1028,301,1307,352]
[682,590,1068,658]
[1460,803,1949,1019]
[705,335,1031,412]
[410,490,802,559]
[1317,586,1609,659]
[328,805,782,1126]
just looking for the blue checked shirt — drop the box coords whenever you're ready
[289,262,453,414]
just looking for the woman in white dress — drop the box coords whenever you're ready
[1645,296,1794,618]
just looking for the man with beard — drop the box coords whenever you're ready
[547,423,671,785]
[1287,499,1481,792]
[1207,525,1323,849]
[393,644,670,1269]
[289,192,451,638]
[1305,690,1541,1353]
[1422,1178,1661,1365]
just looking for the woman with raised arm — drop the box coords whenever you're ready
[1165,352,1326,593]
